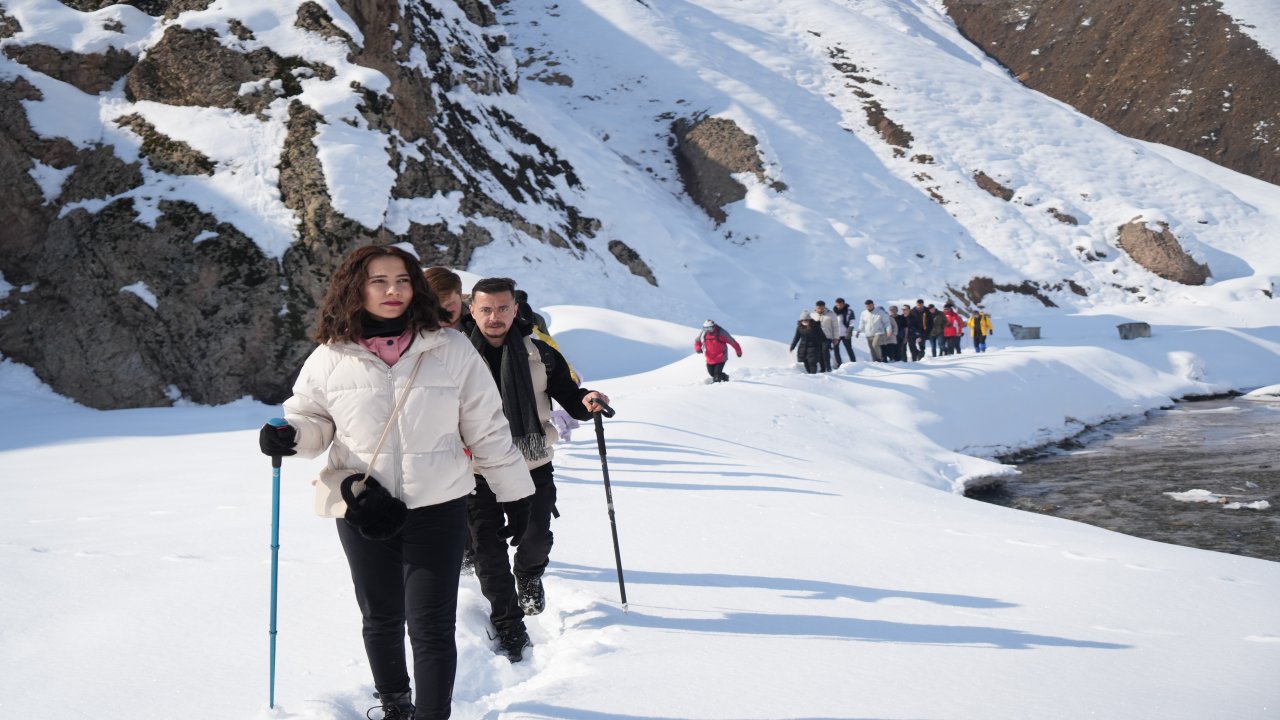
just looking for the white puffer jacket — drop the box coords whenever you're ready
[284,329,534,518]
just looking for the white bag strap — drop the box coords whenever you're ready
[358,352,426,487]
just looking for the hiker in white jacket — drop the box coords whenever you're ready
[258,245,533,720]
[856,299,894,362]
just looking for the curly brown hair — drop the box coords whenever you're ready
[313,245,446,344]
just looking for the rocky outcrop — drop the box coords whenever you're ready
[672,115,767,224]
[0,200,291,408]
[59,0,213,18]
[607,240,658,286]
[863,100,914,152]
[125,26,334,116]
[963,277,1058,307]
[1116,220,1211,285]
[974,171,1014,201]
[942,0,1280,185]
[0,6,20,38]
[3,44,136,94]
[0,0,600,409]
[115,114,214,175]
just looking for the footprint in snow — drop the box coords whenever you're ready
[1061,550,1107,562]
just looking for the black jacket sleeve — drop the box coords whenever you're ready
[534,340,595,421]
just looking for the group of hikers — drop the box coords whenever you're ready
[790,297,994,373]
[257,245,605,720]
[696,298,996,380]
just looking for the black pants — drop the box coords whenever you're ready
[818,340,832,372]
[706,362,729,382]
[833,336,855,364]
[909,332,925,361]
[469,464,556,630]
[337,497,467,720]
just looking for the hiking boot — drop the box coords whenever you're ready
[368,690,413,720]
[460,548,475,576]
[495,623,532,663]
[516,574,545,615]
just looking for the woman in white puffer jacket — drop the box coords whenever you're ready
[259,244,533,720]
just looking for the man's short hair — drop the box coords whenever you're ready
[864,299,874,306]
[815,300,826,307]
[835,297,845,304]
[472,277,516,296]
[916,298,924,304]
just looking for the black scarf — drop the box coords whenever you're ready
[360,312,409,339]
[468,324,547,463]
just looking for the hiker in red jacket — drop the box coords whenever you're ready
[694,319,743,383]
[942,303,965,356]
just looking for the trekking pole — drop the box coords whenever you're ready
[590,400,627,610]
[266,417,288,709]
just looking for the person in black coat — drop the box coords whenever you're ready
[790,315,827,374]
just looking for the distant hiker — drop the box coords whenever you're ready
[467,277,609,662]
[790,314,827,374]
[926,304,944,357]
[811,301,839,371]
[695,319,743,383]
[258,245,534,720]
[424,266,466,330]
[857,300,893,362]
[942,303,964,355]
[967,310,993,353]
[832,298,857,364]
[887,305,906,362]
[513,288,550,336]
[907,299,927,361]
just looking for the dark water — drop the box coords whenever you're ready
[969,397,1280,562]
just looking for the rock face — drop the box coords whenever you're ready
[1116,220,1211,285]
[672,115,767,224]
[942,0,1280,185]
[0,0,599,409]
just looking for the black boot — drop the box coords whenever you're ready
[368,690,413,720]
[516,573,545,615]
[495,622,532,663]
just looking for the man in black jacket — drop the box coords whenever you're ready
[466,277,609,663]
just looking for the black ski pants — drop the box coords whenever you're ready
[337,497,467,720]
[469,464,556,630]
[833,335,855,364]
[706,362,729,382]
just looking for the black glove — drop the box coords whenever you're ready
[259,422,297,457]
[499,497,531,547]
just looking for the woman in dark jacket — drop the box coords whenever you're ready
[790,315,827,374]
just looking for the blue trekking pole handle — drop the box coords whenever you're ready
[267,417,287,709]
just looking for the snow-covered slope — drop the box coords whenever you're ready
[480,0,1280,336]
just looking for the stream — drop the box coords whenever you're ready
[968,396,1280,562]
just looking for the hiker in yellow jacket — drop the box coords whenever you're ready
[966,311,994,353]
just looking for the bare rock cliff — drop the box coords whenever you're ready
[943,0,1280,185]
[0,0,597,409]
